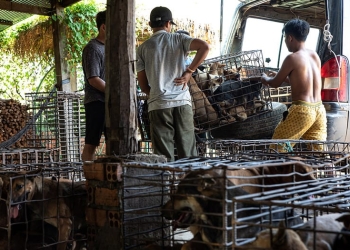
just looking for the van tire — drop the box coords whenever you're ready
[211,102,287,139]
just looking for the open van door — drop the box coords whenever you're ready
[217,0,350,142]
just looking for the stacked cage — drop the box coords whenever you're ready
[118,140,350,249]
[0,162,86,249]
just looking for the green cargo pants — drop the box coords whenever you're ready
[148,105,198,162]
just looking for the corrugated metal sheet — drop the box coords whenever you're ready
[0,0,80,32]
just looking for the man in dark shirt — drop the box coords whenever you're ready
[81,10,106,161]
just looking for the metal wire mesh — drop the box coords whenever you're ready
[120,147,350,249]
[0,148,59,164]
[25,91,60,150]
[190,50,272,133]
[269,86,292,105]
[25,91,89,162]
[56,92,85,162]
[232,176,350,248]
[138,140,153,154]
[197,139,350,160]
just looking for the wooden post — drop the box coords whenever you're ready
[105,0,138,156]
[51,1,71,92]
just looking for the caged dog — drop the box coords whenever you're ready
[241,220,308,250]
[189,76,219,127]
[210,77,266,122]
[161,169,303,249]
[242,213,348,250]
[333,213,350,250]
[0,169,87,250]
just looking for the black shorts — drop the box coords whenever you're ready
[84,101,106,146]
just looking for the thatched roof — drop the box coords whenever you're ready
[12,18,53,61]
[3,15,218,62]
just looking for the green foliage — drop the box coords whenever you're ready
[1,1,213,101]
[0,54,54,101]
[63,1,101,67]
[0,0,102,100]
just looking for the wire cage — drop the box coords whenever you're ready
[0,148,59,164]
[25,91,59,150]
[269,86,292,105]
[189,50,272,133]
[119,146,350,250]
[0,162,86,249]
[25,91,87,162]
[137,90,150,141]
[197,139,350,159]
[56,92,85,162]
[138,140,153,154]
[136,50,273,139]
[232,176,350,249]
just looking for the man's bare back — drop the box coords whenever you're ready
[286,48,322,103]
[261,18,327,147]
[261,19,322,104]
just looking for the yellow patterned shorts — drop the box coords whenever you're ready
[271,100,327,152]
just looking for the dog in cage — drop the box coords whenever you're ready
[244,213,348,250]
[296,213,344,250]
[0,169,87,250]
[209,77,266,123]
[161,168,303,249]
[226,162,316,194]
[189,76,219,127]
[209,62,226,76]
[242,220,308,250]
[193,68,221,92]
[333,213,350,250]
[191,62,266,125]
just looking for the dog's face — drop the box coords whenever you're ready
[208,74,223,93]
[223,67,241,81]
[162,170,221,231]
[336,213,350,247]
[10,176,35,203]
[209,62,226,76]
[0,169,40,219]
[162,169,232,248]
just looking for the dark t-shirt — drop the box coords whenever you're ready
[82,38,105,104]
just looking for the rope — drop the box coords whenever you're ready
[323,21,334,52]
[323,21,341,103]
[278,142,294,153]
[0,86,57,149]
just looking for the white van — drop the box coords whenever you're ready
[212,0,350,141]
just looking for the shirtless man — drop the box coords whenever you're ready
[261,18,327,151]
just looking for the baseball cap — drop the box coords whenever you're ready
[150,6,177,26]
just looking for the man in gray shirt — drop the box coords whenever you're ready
[81,10,106,161]
[136,6,209,161]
